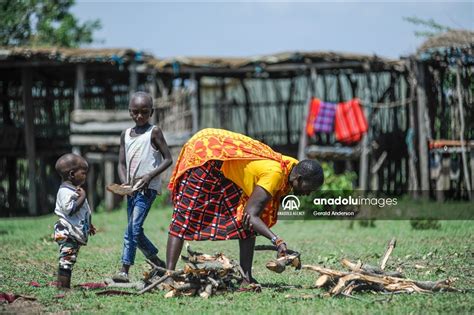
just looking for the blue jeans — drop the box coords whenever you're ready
[121,189,158,265]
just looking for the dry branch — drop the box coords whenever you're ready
[380,238,396,270]
[265,253,301,273]
[302,239,458,297]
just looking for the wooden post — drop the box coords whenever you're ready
[285,77,296,145]
[196,76,201,131]
[22,67,37,215]
[407,71,420,198]
[6,157,16,217]
[190,72,199,133]
[219,78,228,130]
[74,64,85,110]
[148,71,158,125]
[456,66,472,200]
[435,155,450,202]
[104,158,115,211]
[129,61,138,97]
[470,150,474,196]
[298,68,316,161]
[240,78,251,135]
[359,70,372,192]
[415,62,430,199]
[87,163,96,211]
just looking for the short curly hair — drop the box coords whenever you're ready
[55,153,87,180]
[293,159,324,187]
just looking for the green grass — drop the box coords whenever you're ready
[0,200,473,314]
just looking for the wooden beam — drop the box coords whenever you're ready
[415,62,430,199]
[74,64,85,110]
[71,110,130,123]
[22,67,37,215]
[156,61,405,77]
[70,131,192,147]
[306,145,361,160]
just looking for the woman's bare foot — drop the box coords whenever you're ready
[238,277,261,292]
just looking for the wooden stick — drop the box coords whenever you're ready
[254,245,299,255]
[302,264,349,277]
[380,238,396,270]
[138,270,184,295]
[341,258,404,278]
[315,275,331,288]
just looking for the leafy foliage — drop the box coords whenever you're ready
[299,162,356,212]
[403,16,452,38]
[0,0,101,47]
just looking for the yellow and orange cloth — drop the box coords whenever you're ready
[168,128,298,228]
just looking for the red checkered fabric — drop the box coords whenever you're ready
[169,160,253,241]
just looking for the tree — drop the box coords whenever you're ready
[403,16,452,38]
[0,0,101,47]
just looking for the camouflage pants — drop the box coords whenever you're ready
[54,222,81,270]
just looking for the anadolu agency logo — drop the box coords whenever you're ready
[281,194,300,211]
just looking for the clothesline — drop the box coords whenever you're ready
[360,98,413,109]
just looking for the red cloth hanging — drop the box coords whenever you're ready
[334,99,368,144]
[305,98,321,137]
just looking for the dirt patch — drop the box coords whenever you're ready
[0,298,43,315]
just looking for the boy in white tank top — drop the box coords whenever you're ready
[112,92,173,283]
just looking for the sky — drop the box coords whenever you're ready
[72,1,473,59]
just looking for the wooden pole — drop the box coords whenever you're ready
[455,66,472,200]
[359,70,372,192]
[407,69,420,198]
[74,64,85,110]
[470,150,474,196]
[285,77,296,145]
[129,62,138,97]
[6,157,16,217]
[190,72,199,133]
[104,158,115,211]
[219,78,228,130]
[298,68,316,161]
[22,68,37,215]
[87,163,96,211]
[148,71,158,125]
[240,78,251,135]
[415,62,430,199]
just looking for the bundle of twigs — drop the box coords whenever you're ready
[139,243,246,298]
[302,238,459,297]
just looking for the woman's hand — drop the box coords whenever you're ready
[276,239,288,258]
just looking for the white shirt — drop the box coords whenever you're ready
[125,125,162,193]
[54,183,91,245]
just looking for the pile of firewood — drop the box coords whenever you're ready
[301,238,459,297]
[138,243,248,298]
[101,238,459,298]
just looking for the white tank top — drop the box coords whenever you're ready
[125,125,162,193]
